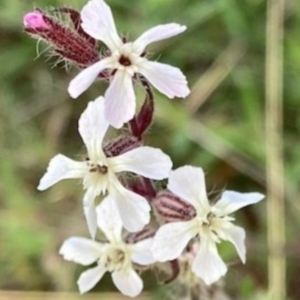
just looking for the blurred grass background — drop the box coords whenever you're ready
[0,0,299,299]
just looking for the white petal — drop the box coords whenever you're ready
[59,237,102,265]
[133,23,186,55]
[68,58,113,99]
[81,0,122,50]
[109,146,172,180]
[96,196,123,243]
[167,166,210,214]
[77,264,106,294]
[104,70,136,129]
[131,238,156,265]
[83,189,98,239]
[214,191,265,216]
[151,219,198,261]
[109,180,150,232]
[112,269,143,297]
[37,154,86,191]
[224,225,246,263]
[192,238,227,285]
[138,60,190,98]
[78,97,109,156]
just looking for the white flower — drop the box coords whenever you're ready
[151,166,264,285]
[38,97,172,237]
[59,198,156,297]
[68,0,190,128]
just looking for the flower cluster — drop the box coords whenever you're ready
[24,0,264,297]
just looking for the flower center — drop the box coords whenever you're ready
[86,157,108,174]
[108,249,125,264]
[83,158,110,194]
[103,245,132,272]
[118,55,132,66]
[89,164,108,174]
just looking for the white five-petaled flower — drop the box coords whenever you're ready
[60,198,156,297]
[68,0,190,128]
[151,166,264,285]
[38,97,172,237]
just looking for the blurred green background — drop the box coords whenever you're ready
[0,0,299,299]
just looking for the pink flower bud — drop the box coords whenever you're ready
[23,12,50,30]
[23,8,100,68]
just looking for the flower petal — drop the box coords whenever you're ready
[96,196,123,243]
[68,57,113,99]
[78,97,109,157]
[109,179,150,232]
[109,146,172,180]
[37,154,86,191]
[104,70,136,129]
[151,219,198,261]
[192,238,227,285]
[138,60,190,98]
[77,264,106,294]
[83,189,98,239]
[214,191,265,216]
[131,238,156,265]
[224,224,246,263]
[59,237,102,265]
[81,0,122,50]
[167,166,210,214]
[112,269,143,297]
[133,23,186,55]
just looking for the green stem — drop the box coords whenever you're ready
[265,0,286,299]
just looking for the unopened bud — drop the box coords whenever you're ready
[125,227,155,244]
[125,177,156,200]
[23,11,50,30]
[104,135,141,157]
[23,9,99,68]
[153,191,196,223]
[129,79,154,139]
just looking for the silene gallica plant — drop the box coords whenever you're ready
[23,0,264,298]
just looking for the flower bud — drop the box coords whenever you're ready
[104,135,141,157]
[124,177,156,200]
[125,226,155,244]
[153,191,196,223]
[23,9,99,68]
[23,11,50,30]
[129,79,154,139]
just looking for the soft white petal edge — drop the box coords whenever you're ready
[109,146,172,180]
[96,196,123,243]
[151,219,198,261]
[167,166,210,213]
[83,189,98,239]
[192,239,227,285]
[110,181,150,232]
[112,269,143,297]
[77,264,106,294]
[68,58,113,99]
[59,237,102,266]
[133,23,186,54]
[131,238,156,265]
[37,154,86,191]
[78,96,109,152]
[214,191,265,216]
[81,0,122,50]
[139,60,190,98]
[104,70,136,129]
[225,225,246,263]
